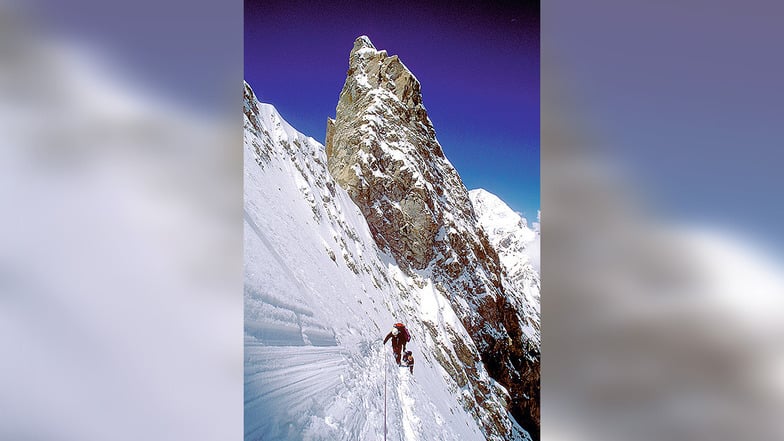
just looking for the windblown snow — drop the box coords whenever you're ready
[244,82,523,440]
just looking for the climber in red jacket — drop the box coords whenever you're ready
[383,323,410,365]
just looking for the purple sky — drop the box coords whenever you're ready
[245,0,540,222]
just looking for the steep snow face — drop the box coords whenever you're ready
[326,36,540,440]
[470,189,540,346]
[243,82,525,441]
[470,189,537,262]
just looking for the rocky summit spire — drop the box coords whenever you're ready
[326,35,451,270]
[326,36,540,440]
[352,35,375,52]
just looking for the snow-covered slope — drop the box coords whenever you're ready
[244,82,512,441]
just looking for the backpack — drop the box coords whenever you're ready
[394,323,410,342]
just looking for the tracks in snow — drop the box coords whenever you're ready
[245,340,399,441]
[245,343,345,440]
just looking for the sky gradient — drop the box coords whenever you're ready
[245,0,540,222]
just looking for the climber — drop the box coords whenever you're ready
[383,322,410,365]
[401,350,414,374]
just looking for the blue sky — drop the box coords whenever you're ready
[245,0,540,222]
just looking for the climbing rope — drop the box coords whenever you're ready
[384,345,387,441]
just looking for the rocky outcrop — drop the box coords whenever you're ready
[326,36,446,270]
[326,36,540,440]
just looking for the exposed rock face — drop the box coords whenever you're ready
[326,36,446,270]
[327,36,540,440]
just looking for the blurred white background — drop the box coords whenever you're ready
[542,1,784,440]
[0,1,242,440]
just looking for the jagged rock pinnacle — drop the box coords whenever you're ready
[352,35,376,52]
[326,36,448,270]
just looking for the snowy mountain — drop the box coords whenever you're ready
[326,36,539,439]
[470,189,540,345]
[469,189,538,274]
[244,83,505,441]
[244,36,539,441]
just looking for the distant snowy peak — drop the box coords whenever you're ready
[470,187,540,333]
[470,188,536,243]
[470,188,540,277]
